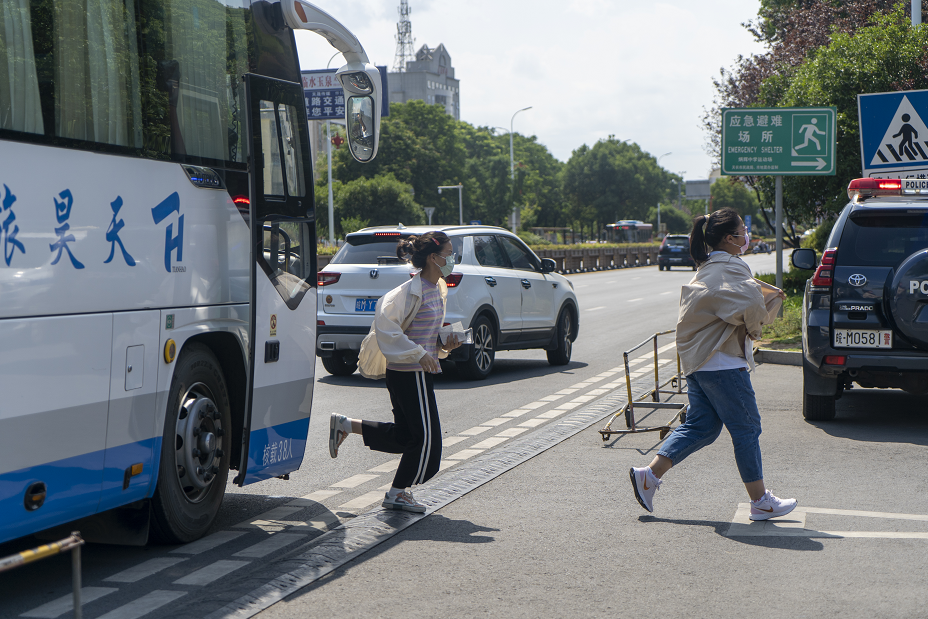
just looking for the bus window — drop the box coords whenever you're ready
[278,103,305,198]
[260,100,286,197]
[0,1,44,134]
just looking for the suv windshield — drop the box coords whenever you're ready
[664,237,688,247]
[839,210,928,267]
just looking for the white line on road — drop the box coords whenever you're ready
[233,507,302,528]
[517,418,547,428]
[726,503,928,538]
[329,474,379,488]
[104,558,186,583]
[338,491,388,511]
[445,449,484,460]
[660,291,672,295]
[585,306,606,312]
[458,425,492,436]
[501,409,531,418]
[171,530,245,555]
[286,489,342,507]
[367,459,402,473]
[21,588,118,618]
[233,533,308,559]
[470,437,509,450]
[173,560,250,586]
[628,298,643,302]
[94,591,187,619]
[442,436,468,447]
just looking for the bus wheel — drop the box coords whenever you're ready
[151,343,231,544]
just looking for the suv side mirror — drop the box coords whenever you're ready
[540,258,556,274]
[791,247,817,270]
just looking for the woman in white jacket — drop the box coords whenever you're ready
[328,231,462,513]
[630,208,798,521]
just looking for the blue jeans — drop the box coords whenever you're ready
[658,369,764,483]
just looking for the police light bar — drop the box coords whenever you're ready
[847,178,901,200]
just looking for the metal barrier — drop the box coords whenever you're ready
[600,330,687,441]
[0,532,85,619]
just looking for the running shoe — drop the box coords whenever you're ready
[382,490,427,513]
[630,466,661,513]
[328,414,351,458]
[749,491,798,520]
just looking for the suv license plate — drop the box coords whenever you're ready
[833,329,892,348]
[355,299,377,312]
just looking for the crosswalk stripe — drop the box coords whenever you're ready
[171,530,245,555]
[367,459,402,473]
[338,491,386,511]
[104,558,186,583]
[172,560,249,586]
[21,588,118,618]
[329,474,379,488]
[94,591,186,619]
[286,489,342,507]
[232,533,307,559]
[470,437,508,449]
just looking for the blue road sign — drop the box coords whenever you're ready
[858,89,928,178]
[301,67,390,122]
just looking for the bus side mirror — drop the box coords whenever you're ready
[337,66,381,163]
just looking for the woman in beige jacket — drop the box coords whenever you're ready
[630,208,798,521]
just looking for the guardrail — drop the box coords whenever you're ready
[0,532,85,618]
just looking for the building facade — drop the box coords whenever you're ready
[388,44,460,120]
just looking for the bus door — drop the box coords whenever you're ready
[237,74,316,485]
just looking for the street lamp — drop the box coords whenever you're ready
[510,106,532,232]
[656,152,672,238]
[438,184,464,225]
[325,50,340,245]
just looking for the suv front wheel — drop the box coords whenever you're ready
[546,308,573,366]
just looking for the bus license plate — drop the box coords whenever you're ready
[833,329,892,348]
[355,298,377,312]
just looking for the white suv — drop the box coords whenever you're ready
[316,225,579,379]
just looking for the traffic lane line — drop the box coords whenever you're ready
[104,558,187,583]
[171,530,246,555]
[173,560,250,586]
[21,587,118,618]
[232,533,308,559]
[94,591,187,619]
[329,473,380,488]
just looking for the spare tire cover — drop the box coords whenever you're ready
[886,248,928,350]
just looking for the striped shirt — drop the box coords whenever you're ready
[387,278,443,372]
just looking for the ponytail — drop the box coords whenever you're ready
[396,231,450,268]
[689,215,709,265]
[689,208,741,266]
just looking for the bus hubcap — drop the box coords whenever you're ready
[175,382,224,501]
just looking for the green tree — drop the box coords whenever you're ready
[710,177,760,221]
[646,204,692,234]
[316,174,423,237]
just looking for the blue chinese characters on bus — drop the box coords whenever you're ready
[1,184,25,266]
[49,189,85,269]
[104,196,135,266]
[151,192,184,273]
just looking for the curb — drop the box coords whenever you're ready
[754,348,802,366]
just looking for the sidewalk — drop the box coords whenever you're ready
[256,363,928,619]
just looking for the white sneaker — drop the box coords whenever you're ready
[382,490,427,513]
[328,414,351,458]
[630,467,661,513]
[750,491,798,520]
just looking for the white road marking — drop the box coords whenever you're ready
[522,402,546,410]
[286,489,342,507]
[470,437,509,449]
[570,382,593,389]
[94,591,187,619]
[459,426,492,436]
[570,395,595,403]
[477,417,508,426]
[233,507,303,528]
[442,436,468,447]
[660,291,672,295]
[338,491,387,511]
[501,409,531,418]
[171,530,246,555]
[233,533,308,559]
[553,402,580,411]
[445,448,484,460]
[495,427,528,438]
[438,460,458,471]
[586,388,610,396]
[173,560,250,586]
[539,394,561,401]
[367,459,402,473]
[606,280,616,284]
[517,418,548,428]
[726,504,928,538]
[104,558,186,583]
[585,306,606,312]
[628,298,643,302]
[536,409,570,420]
[21,588,118,618]
[329,474,379,488]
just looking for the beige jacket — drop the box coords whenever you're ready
[357,273,448,380]
[676,252,782,376]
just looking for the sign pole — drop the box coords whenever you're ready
[327,121,335,245]
[775,176,783,290]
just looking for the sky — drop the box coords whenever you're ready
[294,0,766,182]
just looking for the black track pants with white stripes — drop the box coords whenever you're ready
[361,369,442,489]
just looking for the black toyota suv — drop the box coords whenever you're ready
[792,178,928,421]
[657,234,696,270]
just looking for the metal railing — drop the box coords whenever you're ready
[0,532,85,618]
[600,330,687,441]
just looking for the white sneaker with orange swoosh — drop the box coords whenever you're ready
[630,467,661,512]
[749,491,798,520]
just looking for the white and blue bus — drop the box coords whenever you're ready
[0,0,381,545]
[604,220,653,244]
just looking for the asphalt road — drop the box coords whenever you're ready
[0,255,848,619]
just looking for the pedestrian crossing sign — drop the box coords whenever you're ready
[858,89,928,178]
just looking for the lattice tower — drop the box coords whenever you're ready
[392,0,415,72]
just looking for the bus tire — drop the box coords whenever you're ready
[151,343,232,544]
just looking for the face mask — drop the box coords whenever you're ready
[437,253,455,277]
[732,233,750,255]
